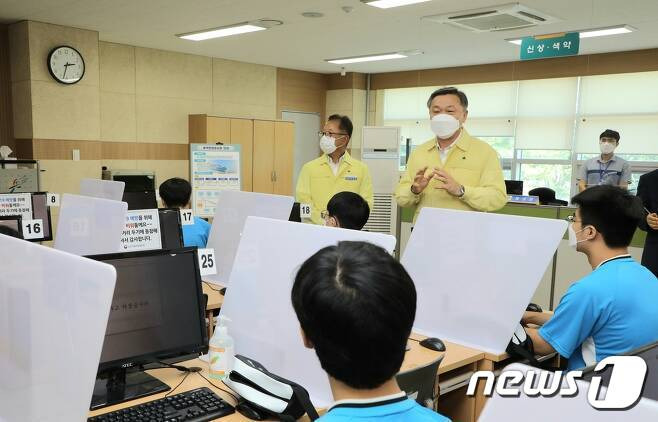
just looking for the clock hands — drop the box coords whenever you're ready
[62,62,74,79]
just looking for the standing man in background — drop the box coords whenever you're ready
[296,114,373,225]
[637,169,658,277]
[395,87,507,222]
[577,129,631,192]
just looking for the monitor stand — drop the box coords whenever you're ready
[90,367,170,410]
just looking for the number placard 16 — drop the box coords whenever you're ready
[22,219,44,240]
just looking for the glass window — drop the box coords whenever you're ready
[519,164,573,202]
[519,150,571,160]
[480,136,514,159]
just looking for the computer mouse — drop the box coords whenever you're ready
[526,303,543,313]
[419,337,446,352]
[236,401,268,421]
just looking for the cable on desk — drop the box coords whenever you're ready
[203,281,223,292]
[165,371,191,397]
[196,372,240,403]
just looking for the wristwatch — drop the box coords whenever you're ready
[457,185,465,198]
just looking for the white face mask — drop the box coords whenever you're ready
[600,141,616,155]
[568,224,590,249]
[430,113,461,139]
[320,135,338,155]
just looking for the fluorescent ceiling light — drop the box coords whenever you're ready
[506,25,634,45]
[361,0,432,9]
[178,23,266,41]
[326,53,407,64]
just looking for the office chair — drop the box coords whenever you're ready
[528,187,568,206]
[396,355,444,409]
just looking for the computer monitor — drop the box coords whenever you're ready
[158,208,184,249]
[289,202,301,222]
[0,215,23,238]
[122,190,158,210]
[505,180,524,195]
[86,248,208,409]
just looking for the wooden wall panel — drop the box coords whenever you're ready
[276,68,327,121]
[0,24,14,151]
[371,48,658,90]
[21,138,187,160]
[229,118,253,192]
[327,72,367,90]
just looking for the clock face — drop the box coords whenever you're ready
[47,46,85,84]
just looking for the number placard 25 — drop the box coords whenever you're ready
[198,248,217,276]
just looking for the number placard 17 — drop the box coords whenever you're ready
[180,209,195,226]
[22,219,44,240]
[198,248,217,276]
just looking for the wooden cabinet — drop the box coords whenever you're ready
[189,115,293,195]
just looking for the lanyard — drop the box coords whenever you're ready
[599,160,613,183]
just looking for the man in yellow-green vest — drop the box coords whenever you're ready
[296,114,373,225]
[395,87,507,223]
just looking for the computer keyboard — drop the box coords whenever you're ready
[88,387,235,422]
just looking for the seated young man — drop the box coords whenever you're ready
[321,192,370,230]
[158,177,210,248]
[291,241,450,421]
[523,185,658,370]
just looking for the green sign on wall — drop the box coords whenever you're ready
[520,32,580,60]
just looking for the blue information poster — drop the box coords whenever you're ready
[190,144,241,217]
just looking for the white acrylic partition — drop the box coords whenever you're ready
[220,217,396,406]
[80,178,125,201]
[401,208,567,355]
[0,234,116,422]
[205,190,294,286]
[54,194,128,256]
[479,363,658,421]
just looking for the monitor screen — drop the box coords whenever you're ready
[158,208,183,249]
[113,175,155,192]
[90,248,207,371]
[505,180,524,195]
[289,202,301,222]
[30,192,53,241]
[0,216,23,238]
[122,191,158,210]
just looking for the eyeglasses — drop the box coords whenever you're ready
[318,131,348,139]
[566,214,582,223]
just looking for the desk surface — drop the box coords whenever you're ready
[408,333,484,373]
[203,282,224,311]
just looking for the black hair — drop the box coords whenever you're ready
[600,129,620,143]
[327,114,353,138]
[327,192,370,230]
[0,225,21,238]
[159,177,192,208]
[291,241,417,389]
[571,185,643,248]
[427,86,468,109]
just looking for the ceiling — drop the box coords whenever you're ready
[1,0,658,74]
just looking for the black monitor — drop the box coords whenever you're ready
[582,341,658,401]
[122,190,158,210]
[0,215,23,238]
[505,180,524,195]
[0,192,53,241]
[86,248,208,409]
[289,202,301,222]
[159,208,184,249]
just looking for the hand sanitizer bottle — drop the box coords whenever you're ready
[208,315,234,381]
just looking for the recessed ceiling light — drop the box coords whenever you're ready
[325,52,408,64]
[506,25,635,45]
[361,0,432,8]
[177,20,282,41]
[301,12,324,18]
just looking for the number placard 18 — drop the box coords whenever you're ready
[22,219,44,240]
[180,209,195,226]
[299,203,312,219]
[47,193,60,207]
[198,248,217,276]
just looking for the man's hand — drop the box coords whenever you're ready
[411,167,431,195]
[432,168,463,197]
[648,213,658,230]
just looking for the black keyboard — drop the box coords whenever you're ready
[88,387,235,422]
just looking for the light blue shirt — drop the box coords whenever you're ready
[319,393,450,422]
[540,256,658,370]
[182,216,211,248]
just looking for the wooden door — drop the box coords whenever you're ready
[252,120,275,193]
[273,121,294,196]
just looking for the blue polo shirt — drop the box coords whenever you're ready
[539,256,658,370]
[320,393,450,421]
[182,216,211,248]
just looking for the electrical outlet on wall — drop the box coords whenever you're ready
[72,149,80,161]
